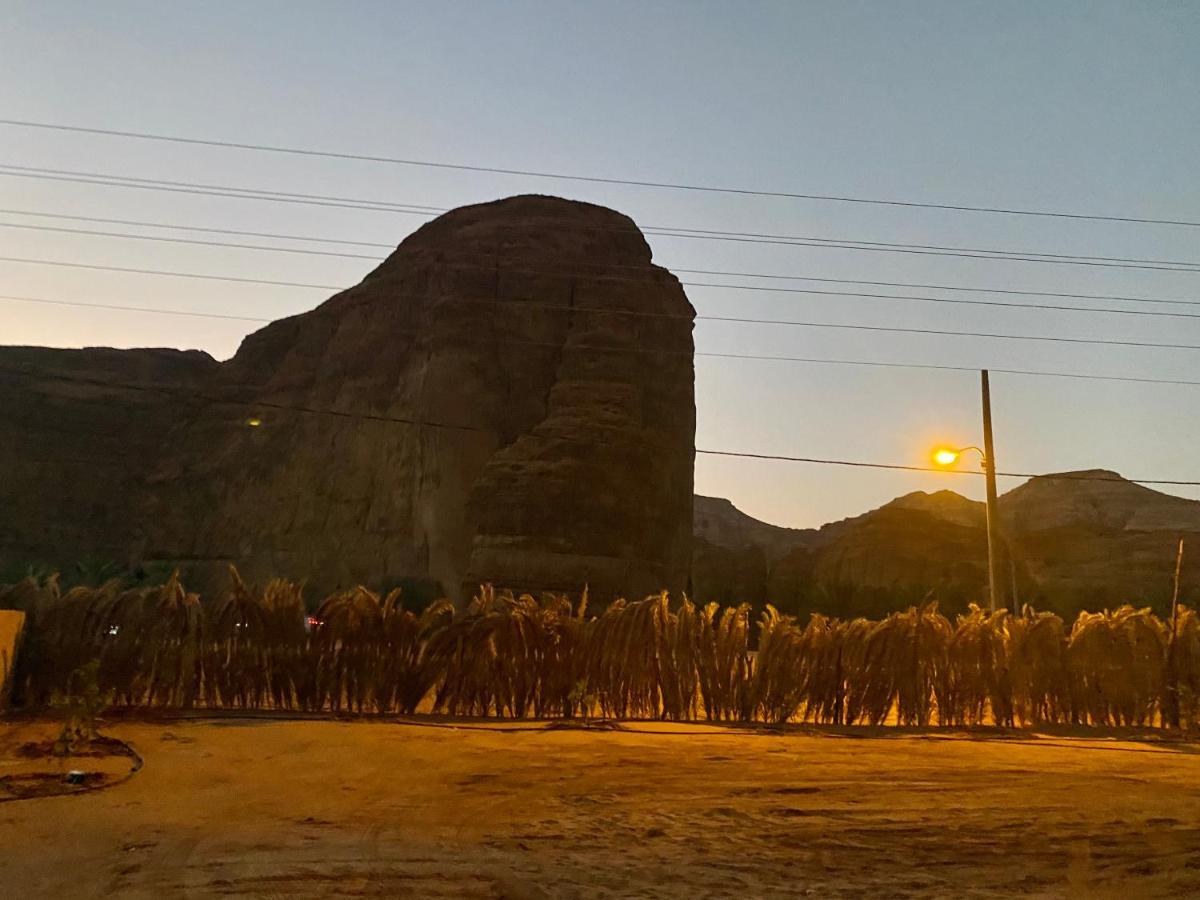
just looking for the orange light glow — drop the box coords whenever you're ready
[246,417,263,427]
[933,447,959,466]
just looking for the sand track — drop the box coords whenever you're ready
[2,719,1199,898]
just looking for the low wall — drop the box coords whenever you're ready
[0,609,24,708]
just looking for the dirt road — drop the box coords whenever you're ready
[2,718,1198,898]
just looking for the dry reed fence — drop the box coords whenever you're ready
[2,569,1197,729]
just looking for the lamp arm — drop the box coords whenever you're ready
[952,446,988,467]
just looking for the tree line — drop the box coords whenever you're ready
[2,569,1197,729]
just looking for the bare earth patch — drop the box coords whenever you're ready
[1,718,1199,898]
[0,724,138,801]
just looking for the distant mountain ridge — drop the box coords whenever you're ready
[693,496,820,558]
[692,471,1200,617]
[999,469,1200,533]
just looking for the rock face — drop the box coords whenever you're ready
[1000,471,1200,611]
[1,195,696,601]
[691,496,820,607]
[0,346,218,570]
[693,474,1200,617]
[693,495,818,558]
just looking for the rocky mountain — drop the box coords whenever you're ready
[1000,469,1200,533]
[693,495,820,559]
[1000,471,1200,612]
[693,473,1200,617]
[1,195,696,603]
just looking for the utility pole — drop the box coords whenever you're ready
[1166,539,1185,728]
[930,372,1007,612]
[981,370,1003,613]
[1172,538,1185,623]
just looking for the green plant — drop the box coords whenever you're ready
[567,679,598,722]
[51,659,114,751]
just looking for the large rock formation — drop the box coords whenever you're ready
[691,496,821,607]
[1,195,696,601]
[1000,471,1200,611]
[693,474,1200,617]
[0,346,218,570]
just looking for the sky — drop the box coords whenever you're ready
[2,1,1199,528]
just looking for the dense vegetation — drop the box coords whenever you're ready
[3,569,1197,729]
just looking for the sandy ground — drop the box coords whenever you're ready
[2,717,1199,899]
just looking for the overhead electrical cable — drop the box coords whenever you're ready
[0,255,342,290]
[3,220,1197,321]
[4,257,1200,350]
[0,294,270,322]
[4,257,1198,350]
[674,269,1200,308]
[3,363,1199,487]
[5,291,1200,389]
[3,117,1199,228]
[0,221,382,261]
[3,165,1200,272]
[0,164,441,216]
[5,204,1198,309]
[0,207,399,248]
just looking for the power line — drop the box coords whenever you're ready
[9,256,1200,352]
[0,221,381,261]
[0,164,444,216]
[0,255,342,290]
[6,219,1199,321]
[5,257,1199,351]
[0,207,399,248]
[695,450,1200,487]
[6,204,1199,309]
[6,291,1200,389]
[4,363,1199,487]
[654,231,1200,272]
[5,164,1200,273]
[684,283,1200,319]
[4,117,1199,229]
[0,365,486,433]
[0,294,269,322]
[650,223,1200,268]
[677,269,1200,309]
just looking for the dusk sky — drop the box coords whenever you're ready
[3,1,1198,528]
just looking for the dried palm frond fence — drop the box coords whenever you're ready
[2,570,1198,729]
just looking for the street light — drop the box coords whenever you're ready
[931,370,1004,613]
[931,446,982,468]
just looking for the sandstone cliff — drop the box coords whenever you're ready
[0,346,217,570]
[1000,471,1200,611]
[1,195,697,602]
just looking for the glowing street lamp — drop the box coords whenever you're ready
[932,448,958,467]
[933,447,963,467]
[932,445,983,469]
[931,370,1004,612]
